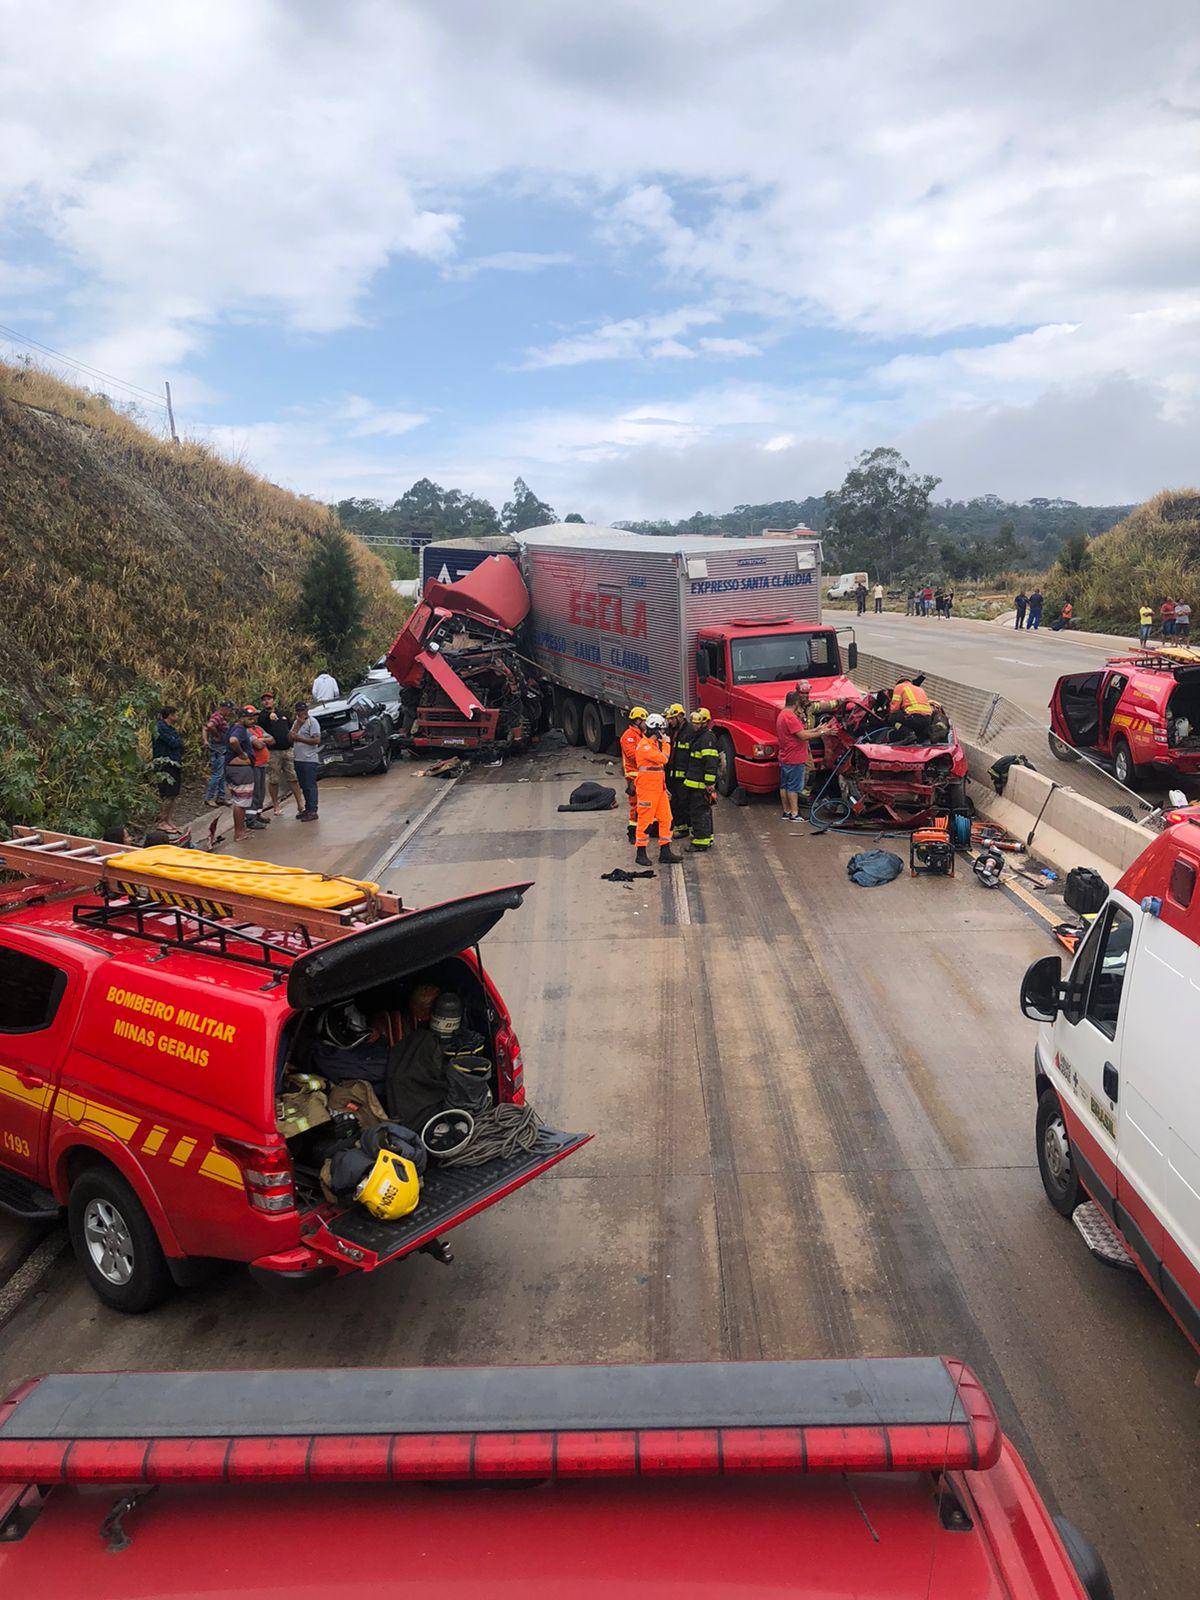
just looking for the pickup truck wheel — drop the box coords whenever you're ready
[1112,737,1141,790]
[1048,732,1081,763]
[581,700,608,753]
[715,731,737,797]
[559,695,584,746]
[1036,1090,1081,1218]
[68,1167,173,1313]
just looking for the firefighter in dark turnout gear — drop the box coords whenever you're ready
[664,703,693,837]
[684,708,718,851]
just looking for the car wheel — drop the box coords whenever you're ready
[943,778,967,813]
[715,731,737,797]
[373,739,391,775]
[581,700,609,753]
[559,695,584,746]
[1036,1090,1081,1219]
[68,1166,174,1313]
[1112,737,1141,790]
[1048,732,1081,763]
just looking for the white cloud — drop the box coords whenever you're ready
[699,336,762,358]
[521,307,719,368]
[442,251,572,280]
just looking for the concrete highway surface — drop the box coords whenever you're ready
[1,750,1196,1596]
[840,610,1126,719]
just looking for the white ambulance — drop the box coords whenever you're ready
[1021,819,1200,1353]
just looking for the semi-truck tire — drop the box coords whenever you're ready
[559,694,584,746]
[715,731,738,797]
[581,700,609,753]
[68,1165,174,1314]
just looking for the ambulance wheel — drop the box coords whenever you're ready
[715,732,737,797]
[1048,731,1080,763]
[1112,737,1141,790]
[1036,1090,1081,1218]
[559,695,584,746]
[581,700,608,753]
[68,1166,173,1313]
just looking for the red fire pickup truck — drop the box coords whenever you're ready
[0,829,586,1312]
[0,1359,1112,1598]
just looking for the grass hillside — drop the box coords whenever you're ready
[1045,489,1200,632]
[0,360,406,833]
[0,361,404,715]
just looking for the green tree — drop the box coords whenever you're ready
[1059,530,1092,575]
[564,511,585,523]
[501,477,556,533]
[823,448,941,581]
[301,528,365,678]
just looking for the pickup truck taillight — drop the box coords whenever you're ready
[495,1025,525,1105]
[215,1137,297,1215]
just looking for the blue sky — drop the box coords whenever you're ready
[2,0,1198,520]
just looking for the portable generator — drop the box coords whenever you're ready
[910,815,955,877]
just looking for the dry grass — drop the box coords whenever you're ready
[0,359,406,731]
[1045,489,1200,629]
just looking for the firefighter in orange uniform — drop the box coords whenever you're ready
[634,715,681,867]
[620,706,649,842]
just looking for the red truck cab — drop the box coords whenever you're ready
[0,1359,1111,1598]
[1048,650,1200,788]
[0,831,586,1312]
[693,620,859,794]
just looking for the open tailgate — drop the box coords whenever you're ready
[318,1127,589,1269]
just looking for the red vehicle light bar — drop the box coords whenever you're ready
[0,1359,1000,1486]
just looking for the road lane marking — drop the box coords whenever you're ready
[670,863,691,926]
[367,772,463,879]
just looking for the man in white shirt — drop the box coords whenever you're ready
[872,582,884,614]
[311,670,340,703]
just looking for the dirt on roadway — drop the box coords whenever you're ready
[1,748,1196,1595]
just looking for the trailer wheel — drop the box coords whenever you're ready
[1036,1089,1081,1218]
[560,695,585,746]
[1048,731,1081,763]
[68,1166,174,1314]
[581,700,608,753]
[715,731,737,797]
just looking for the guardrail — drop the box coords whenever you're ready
[852,650,1158,820]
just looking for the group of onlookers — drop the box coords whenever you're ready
[1012,590,1045,629]
[906,585,954,617]
[149,672,340,845]
[1139,599,1192,648]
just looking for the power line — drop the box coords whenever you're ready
[0,321,170,409]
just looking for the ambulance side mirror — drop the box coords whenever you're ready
[695,648,708,684]
[1020,954,1063,1022]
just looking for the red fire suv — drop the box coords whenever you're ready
[0,1359,1113,1598]
[1048,649,1200,788]
[0,830,586,1312]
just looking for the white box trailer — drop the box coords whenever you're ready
[517,525,822,714]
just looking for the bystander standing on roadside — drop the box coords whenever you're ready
[921,583,934,616]
[1160,597,1176,638]
[1138,602,1154,648]
[152,705,183,827]
[905,588,916,615]
[225,710,264,840]
[1027,588,1043,629]
[1014,590,1027,629]
[204,698,235,807]
[259,689,303,816]
[1173,599,1191,640]
[944,589,954,617]
[311,669,339,704]
[933,586,945,618]
[872,581,883,614]
[854,581,867,616]
[291,699,322,821]
[243,705,271,822]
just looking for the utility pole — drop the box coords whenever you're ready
[164,380,179,444]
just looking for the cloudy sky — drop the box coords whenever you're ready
[2,0,1197,520]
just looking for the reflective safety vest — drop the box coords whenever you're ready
[889,681,932,718]
[620,724,643,779]
[667,724,693,782]
[685,726,718,789]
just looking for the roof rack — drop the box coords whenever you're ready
[1109,649,1200,672]
[0,828,403,942]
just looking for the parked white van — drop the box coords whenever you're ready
[826,571,868,600]
[1021,820,1200,1354]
